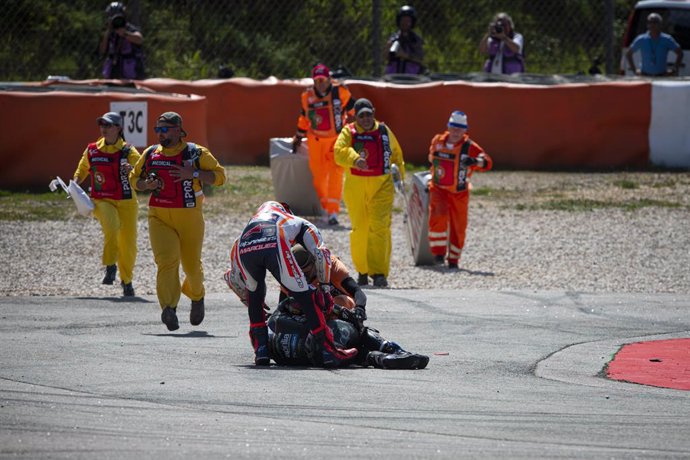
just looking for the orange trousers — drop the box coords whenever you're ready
[306,135,343,215]
[428,186,469,264]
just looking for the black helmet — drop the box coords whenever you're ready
[396,5,417,28]
[105,2,125,18]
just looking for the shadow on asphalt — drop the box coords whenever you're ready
[141,330,228,338]
[76,296,154,304]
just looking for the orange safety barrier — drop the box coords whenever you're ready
[0,89,206,189]
[1,78,652,189]
[139,78,306,165]
[346,80,651,169]
[140,78,651,169]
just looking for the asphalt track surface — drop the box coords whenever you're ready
[2,290,690,459]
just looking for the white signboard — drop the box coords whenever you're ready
[110,101,147,148]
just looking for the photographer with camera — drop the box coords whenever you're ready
[384,5,425,75]
[99,2,145,80]
[479,12,524,75]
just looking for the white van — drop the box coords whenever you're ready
[621,0,690,76]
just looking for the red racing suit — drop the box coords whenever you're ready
[428,132,493,265]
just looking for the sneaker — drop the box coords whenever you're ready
[328,214,339,226]
[447,262,459,270]
[255,345,270,366]
[190,297,205,326]
[121,281,135,297]
[434,255,445,265]
[372,274,388,287]
[102,265,117,285]
[357,273,369,286]
[161,306,179,331]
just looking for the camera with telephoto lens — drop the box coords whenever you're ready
[111,15,126,29]
[493,22,503,34]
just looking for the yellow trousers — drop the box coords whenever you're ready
[148,206,205,309]
[342,174,394,276]
[307,135,343,214]
[92,198,138,284]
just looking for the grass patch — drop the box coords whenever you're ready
[0,190,74,221]
[521,198,683,212]
[613,179,638,189]
[204,167,275,216]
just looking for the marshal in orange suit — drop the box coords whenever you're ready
[292,64,355,225]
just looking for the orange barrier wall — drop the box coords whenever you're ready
[1,78,651,189]
[140,78,305,165]
[0,91,206,189]
[140,78,651,169]
[347,80,651,169]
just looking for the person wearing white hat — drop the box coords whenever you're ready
[73,111,141,296]
[427,110,492,269]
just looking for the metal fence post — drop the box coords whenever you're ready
[605,0,615,74]
[373,0,381,78]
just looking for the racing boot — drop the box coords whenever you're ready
[366,350,429,370]
[249,325,270,366]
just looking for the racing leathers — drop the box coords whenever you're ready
[267,297,429,369]
[295,84,355,216]
[428,132,493,266]
[73,137,140,285]
[334,120,405,279]
[232,201,357,367]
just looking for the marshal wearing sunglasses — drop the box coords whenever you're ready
[132,111,227,331]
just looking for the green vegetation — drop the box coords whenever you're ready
[518,198,682,212]
[0,190,73,221]
[2,168,687,221]
[1,0,639,81]
[613,179,638,189]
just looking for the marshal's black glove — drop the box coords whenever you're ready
[291,135,302,153]
[353,306,367,331]
[460,155,478,168]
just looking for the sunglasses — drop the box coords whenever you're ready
[154,126,176,133]
[98,122,114,128]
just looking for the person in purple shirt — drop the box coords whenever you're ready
[479,12,524,75]
[384,5,425,75]
[626,13,683,77]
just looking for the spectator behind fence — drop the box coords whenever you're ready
[385,5,425,75]
[625,13,683,77]
[99,2,146,79]
[479,12,524,75]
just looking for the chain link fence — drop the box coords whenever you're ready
[2,0,638,82]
